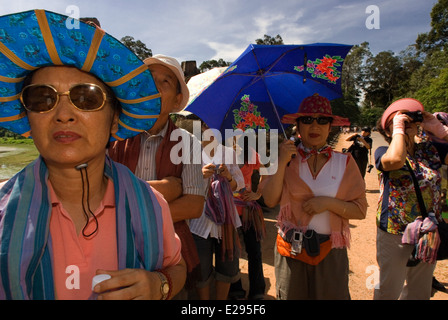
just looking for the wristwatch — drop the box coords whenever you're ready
[155,271,170,300]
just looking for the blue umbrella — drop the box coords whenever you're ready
[185,43,353,138]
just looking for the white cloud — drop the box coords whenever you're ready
[253,13,286,36]
[0,0,438,64]
[206,41,246,62]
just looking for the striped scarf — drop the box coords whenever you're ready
[205,174,241,261]
[234,198,266,242]
[0,156,164,300]
[277,152,368,249]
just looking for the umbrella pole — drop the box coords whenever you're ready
[252,50,289,141]
[264,81,288,141]
[264,85,296,164]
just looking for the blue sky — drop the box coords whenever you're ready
[0,0,438,65]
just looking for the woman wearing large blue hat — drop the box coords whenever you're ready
[0,10,186,300]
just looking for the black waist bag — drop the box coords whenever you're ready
[304,230,330,257]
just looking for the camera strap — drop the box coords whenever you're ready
[405,159,428,218]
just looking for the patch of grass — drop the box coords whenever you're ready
[0,137,34,145]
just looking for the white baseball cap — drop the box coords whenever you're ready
[144,54,190,112]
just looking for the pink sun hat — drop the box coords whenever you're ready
[281,93,349,126]
[380,98,424,130]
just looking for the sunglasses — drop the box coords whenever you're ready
[20,83,107,113]
[298,116,333,125]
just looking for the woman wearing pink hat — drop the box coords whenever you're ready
[262,94,367,299]
[374,98,448,300]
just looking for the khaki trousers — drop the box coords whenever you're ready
[274,243,350,300]
[374,228,436,300]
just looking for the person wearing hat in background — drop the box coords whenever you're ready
[374,98,448,300]
[261,93,367,299]
[108,54,205,297]
[0,10,186,300]
[345,126,373,178]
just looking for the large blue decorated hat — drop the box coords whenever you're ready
[0,9,161,141]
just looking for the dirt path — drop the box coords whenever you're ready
[238,131,448,300]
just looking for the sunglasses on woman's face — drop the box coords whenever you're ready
[298,116,332,125]
[20,83,107,113]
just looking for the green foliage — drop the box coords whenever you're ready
[0,137,34,144]
[331,94,361,125]
[120,36,152,60]
[0,128,31,141]
[359,107,385,129]
[199,59,231,72]
[255,34,284,45]
[416,0,448,54]
[331,42,372,126]
[363,51,403,109]
[355,0,448,125]
[408,50,448,94]
[414,67,448,112]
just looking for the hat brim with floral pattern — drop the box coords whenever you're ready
[0,9,161,141]
[281,93,348,126]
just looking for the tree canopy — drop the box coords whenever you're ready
[255,34,284,45]
[199,59,231,72]
[121,36,152,60]
[339,0,448,127]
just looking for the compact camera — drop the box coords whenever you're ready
[403,111,423,123]
[214,167,223,174]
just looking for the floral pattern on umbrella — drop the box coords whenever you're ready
[294,55,344,84]
[185,44,353,136]
[232,94,270,131]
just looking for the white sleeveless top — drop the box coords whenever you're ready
[298,152,347,235]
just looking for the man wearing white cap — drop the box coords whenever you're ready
[109,55,205,297]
